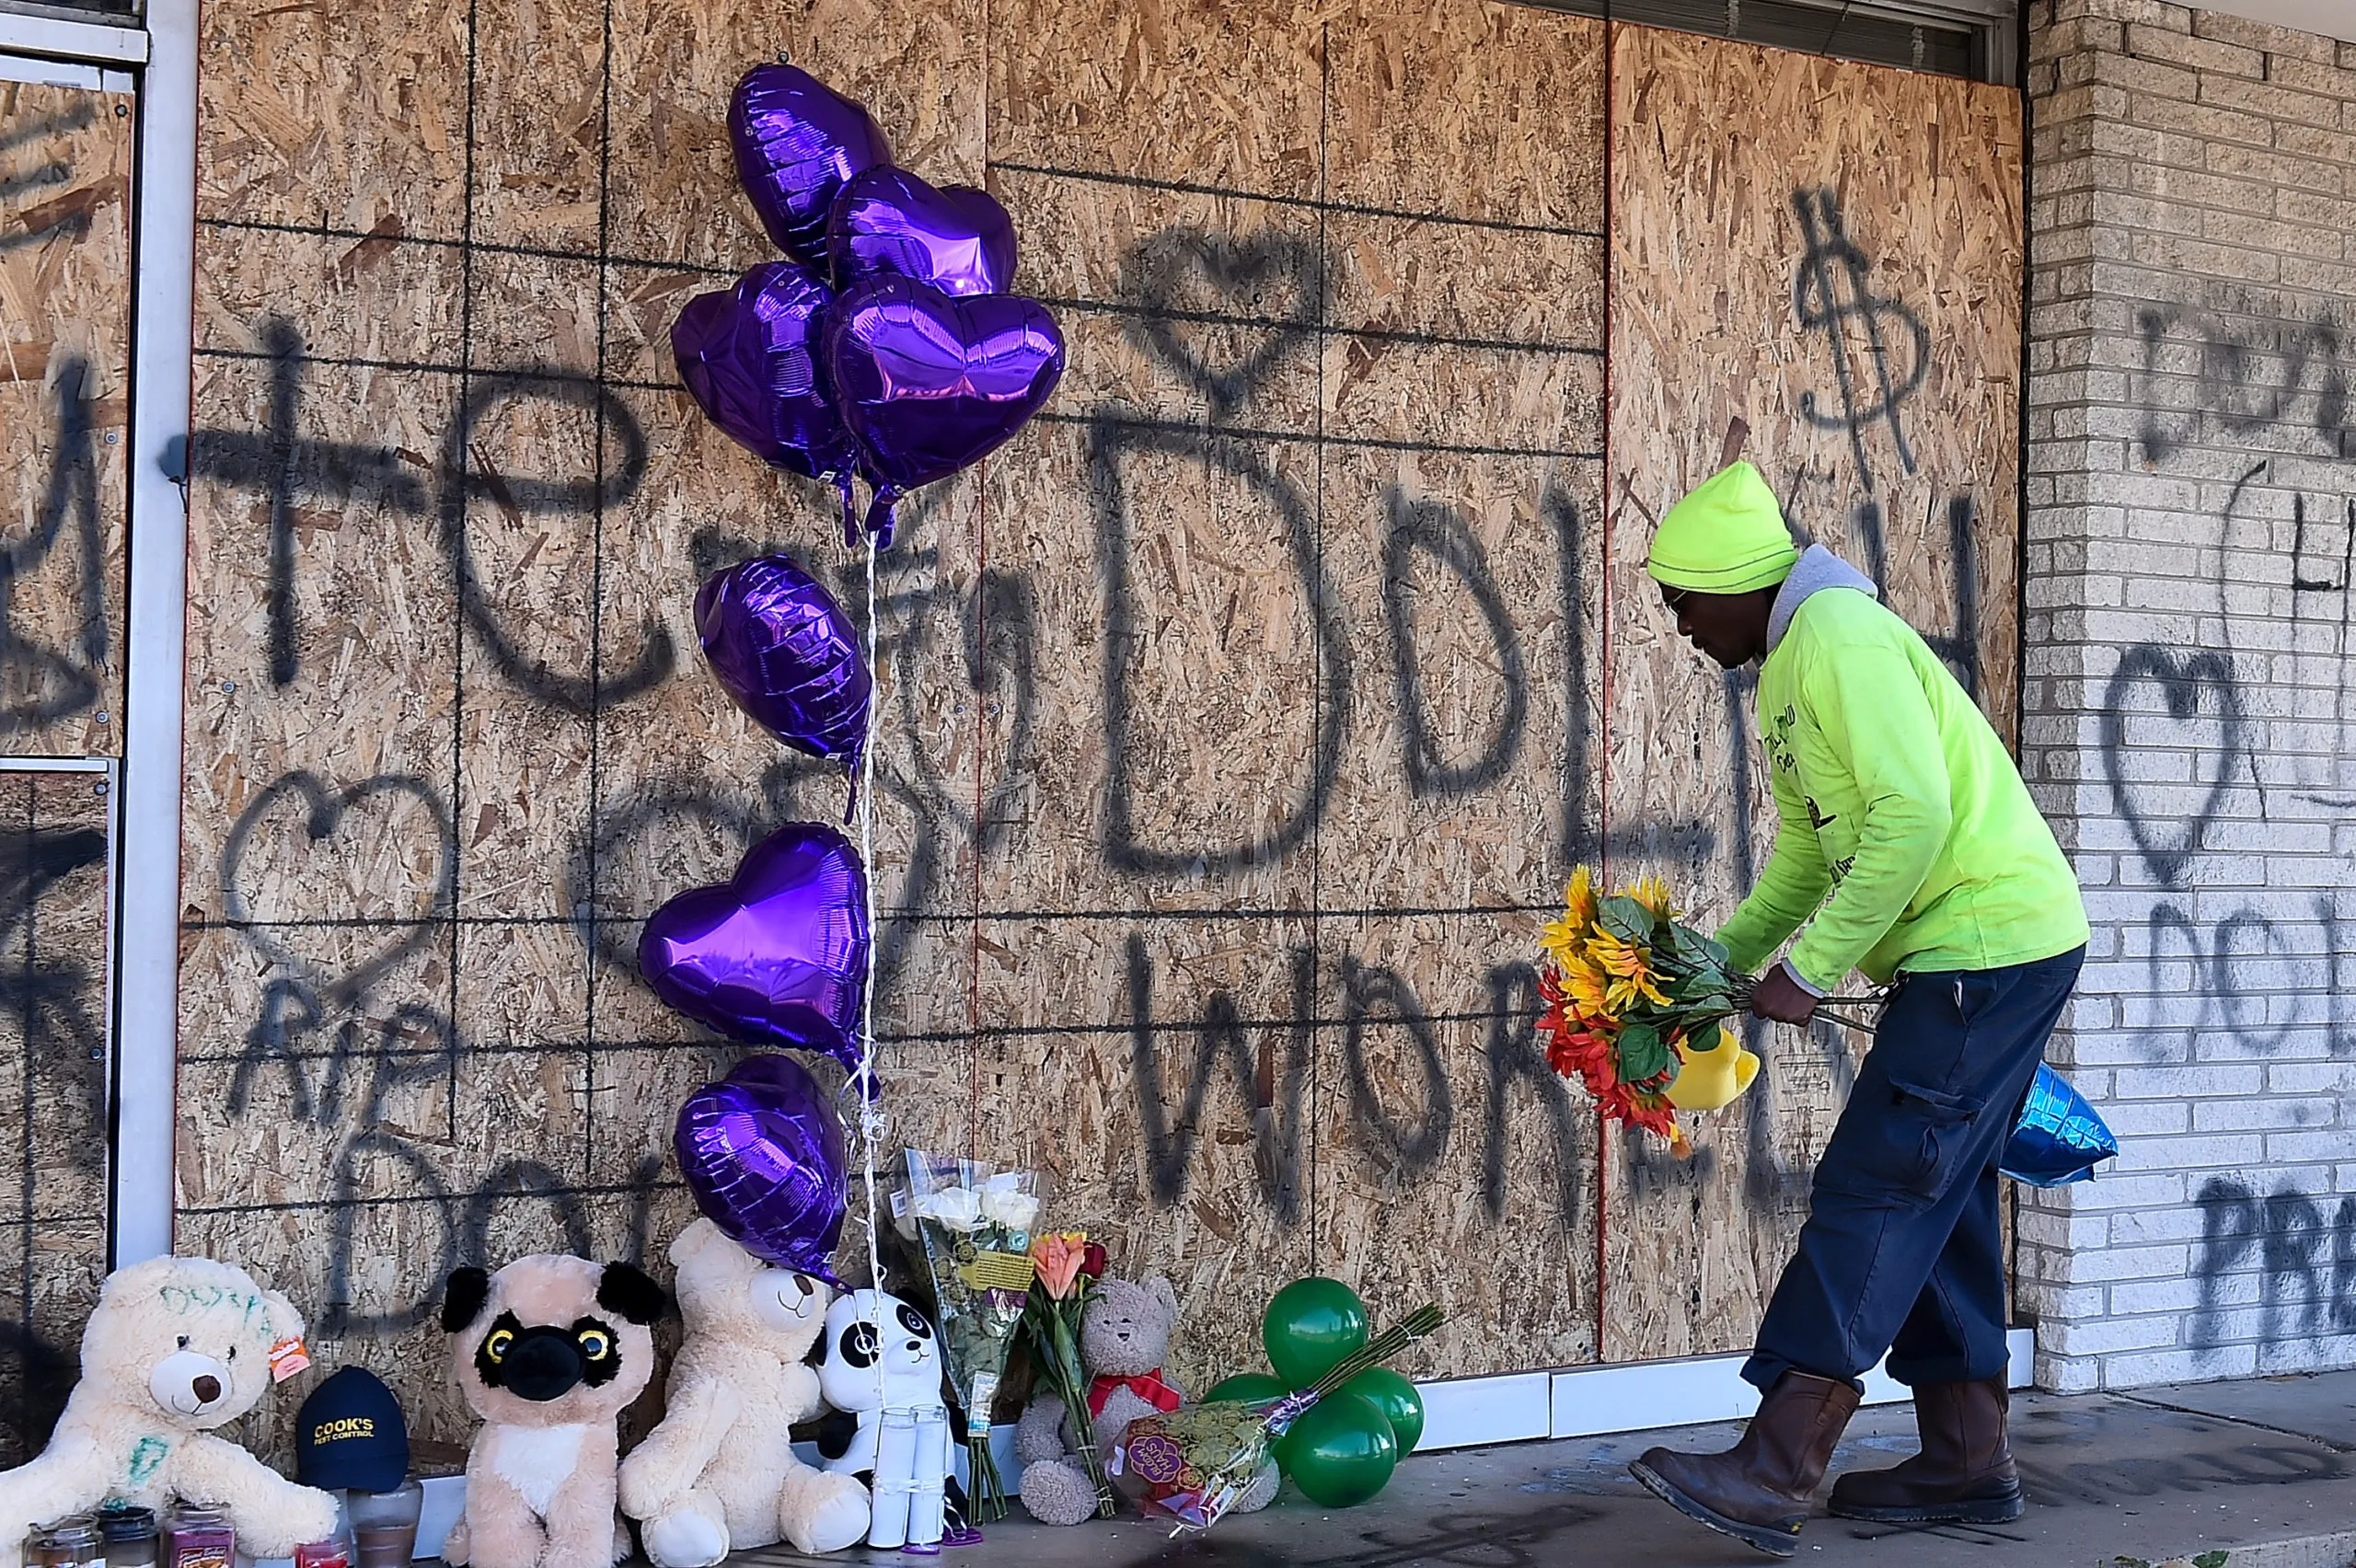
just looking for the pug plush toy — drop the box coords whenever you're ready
[439,1256,668,1568]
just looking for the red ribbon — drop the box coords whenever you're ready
[1088,1368,1183,1420]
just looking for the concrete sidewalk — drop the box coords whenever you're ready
[742,1370,2356,1568]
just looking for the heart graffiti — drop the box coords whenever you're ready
[1119,226,1322,418]
[2099,645,2251,889]
[217,770,458,1007]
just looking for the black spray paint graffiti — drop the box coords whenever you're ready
[217,769,671,1334]
[0,822,110,1165]
[2191,1176,2356,1356]
[0,363,112,731]
[0,99,106,258]
[1123,935,1584,1232]
[191,202,1995,1279]
[2132,299,2351,465]
[1791,188,1929,494]
[2100,463,2356,1068]
[0,810,110,1464]
[2120,294,2356,1362]
[190,321,673,709]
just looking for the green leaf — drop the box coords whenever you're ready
[1616,1020,1671,1082]
[1596,896,1655,945]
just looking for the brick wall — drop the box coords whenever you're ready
[2019,0,2356,1390]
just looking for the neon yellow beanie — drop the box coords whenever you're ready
[1645,461,1799,594]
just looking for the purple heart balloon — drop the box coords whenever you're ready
[827,166,1017,298]
[730,63,894,266]
[639,823,872,1083]
[674,261,859,485]
[822,276,1065,546]
[696,555,870,772]
[676,1054,848,1281]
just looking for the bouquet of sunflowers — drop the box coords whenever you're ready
[1536,866,1771,1150]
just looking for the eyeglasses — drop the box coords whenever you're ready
[1662,586,1692,611]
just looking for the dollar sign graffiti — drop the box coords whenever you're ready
[1791,188,1930,493]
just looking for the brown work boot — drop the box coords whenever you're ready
[1629,1372,1862,1557]
[1829,1377,2024,1523]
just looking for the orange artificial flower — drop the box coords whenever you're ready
[1031,1232,1089,1300]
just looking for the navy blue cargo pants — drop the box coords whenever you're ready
[1743,946,2085,1393]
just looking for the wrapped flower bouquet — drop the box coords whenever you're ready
[902,1150,1041,1521]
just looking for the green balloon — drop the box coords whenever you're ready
[1342,1366,1425,1454]
[1207,1373,1291,1406]
[1274,1390,1397,1506]
[1262,1276,1369,1389]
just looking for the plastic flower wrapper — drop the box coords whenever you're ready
[903,1149,1038,1521]
[1020,1233,1115,1518]
[1110,1303,1445,1534]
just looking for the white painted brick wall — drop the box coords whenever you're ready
[2022,0,2356,1394]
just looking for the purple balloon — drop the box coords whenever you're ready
[730,63,894,266]
[639,824,872,1083]
[822,276,1065,546]
[696,555,870,768]
[676,1054,848,1281]
[674,261,858,486]
[827,166,1017,298]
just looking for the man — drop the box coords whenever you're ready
[1625,455,2089,1558]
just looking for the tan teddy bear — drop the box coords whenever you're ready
[1012,1274,1277,1526]
[0,1255,340,1568]
[439,1256,667,1568]
[618,1221,869,1562]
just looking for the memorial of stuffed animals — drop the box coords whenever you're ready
[8,0,2355,1561]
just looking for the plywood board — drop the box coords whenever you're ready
[0,771,111,1465]
[0,83,132,760]
[1603,25,2024,1359]
[172,0,2021,1458]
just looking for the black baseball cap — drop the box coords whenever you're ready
[296,1367,410,1493]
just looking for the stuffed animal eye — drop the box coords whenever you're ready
[896,1305,930,1338]
[177,1336,190,1349]
[842,1322,880,1368]
[578,1329,612,1359]
[485,1329,514,1361]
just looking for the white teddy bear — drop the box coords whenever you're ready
[0,1256,339,1568]
[617,1222,870,1562]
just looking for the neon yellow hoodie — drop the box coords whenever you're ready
[1716,548,2088,989]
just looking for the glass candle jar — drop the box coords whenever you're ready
[28,1518,102,1568]
[346,1483,421,1568]
[294,1538,349,1568]
[95,1508,157,1568]
[162,1507,231,1568]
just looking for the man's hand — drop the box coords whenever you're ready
[1749,962,1820,1026]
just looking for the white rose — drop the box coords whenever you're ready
[917,1186,983,1232]
[979,1187,1039,1233]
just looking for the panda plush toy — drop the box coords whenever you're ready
[809,1289,972,1551]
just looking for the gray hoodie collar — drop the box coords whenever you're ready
[1765,544,1880,656]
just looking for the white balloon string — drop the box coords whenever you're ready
[859,529,885,1409]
